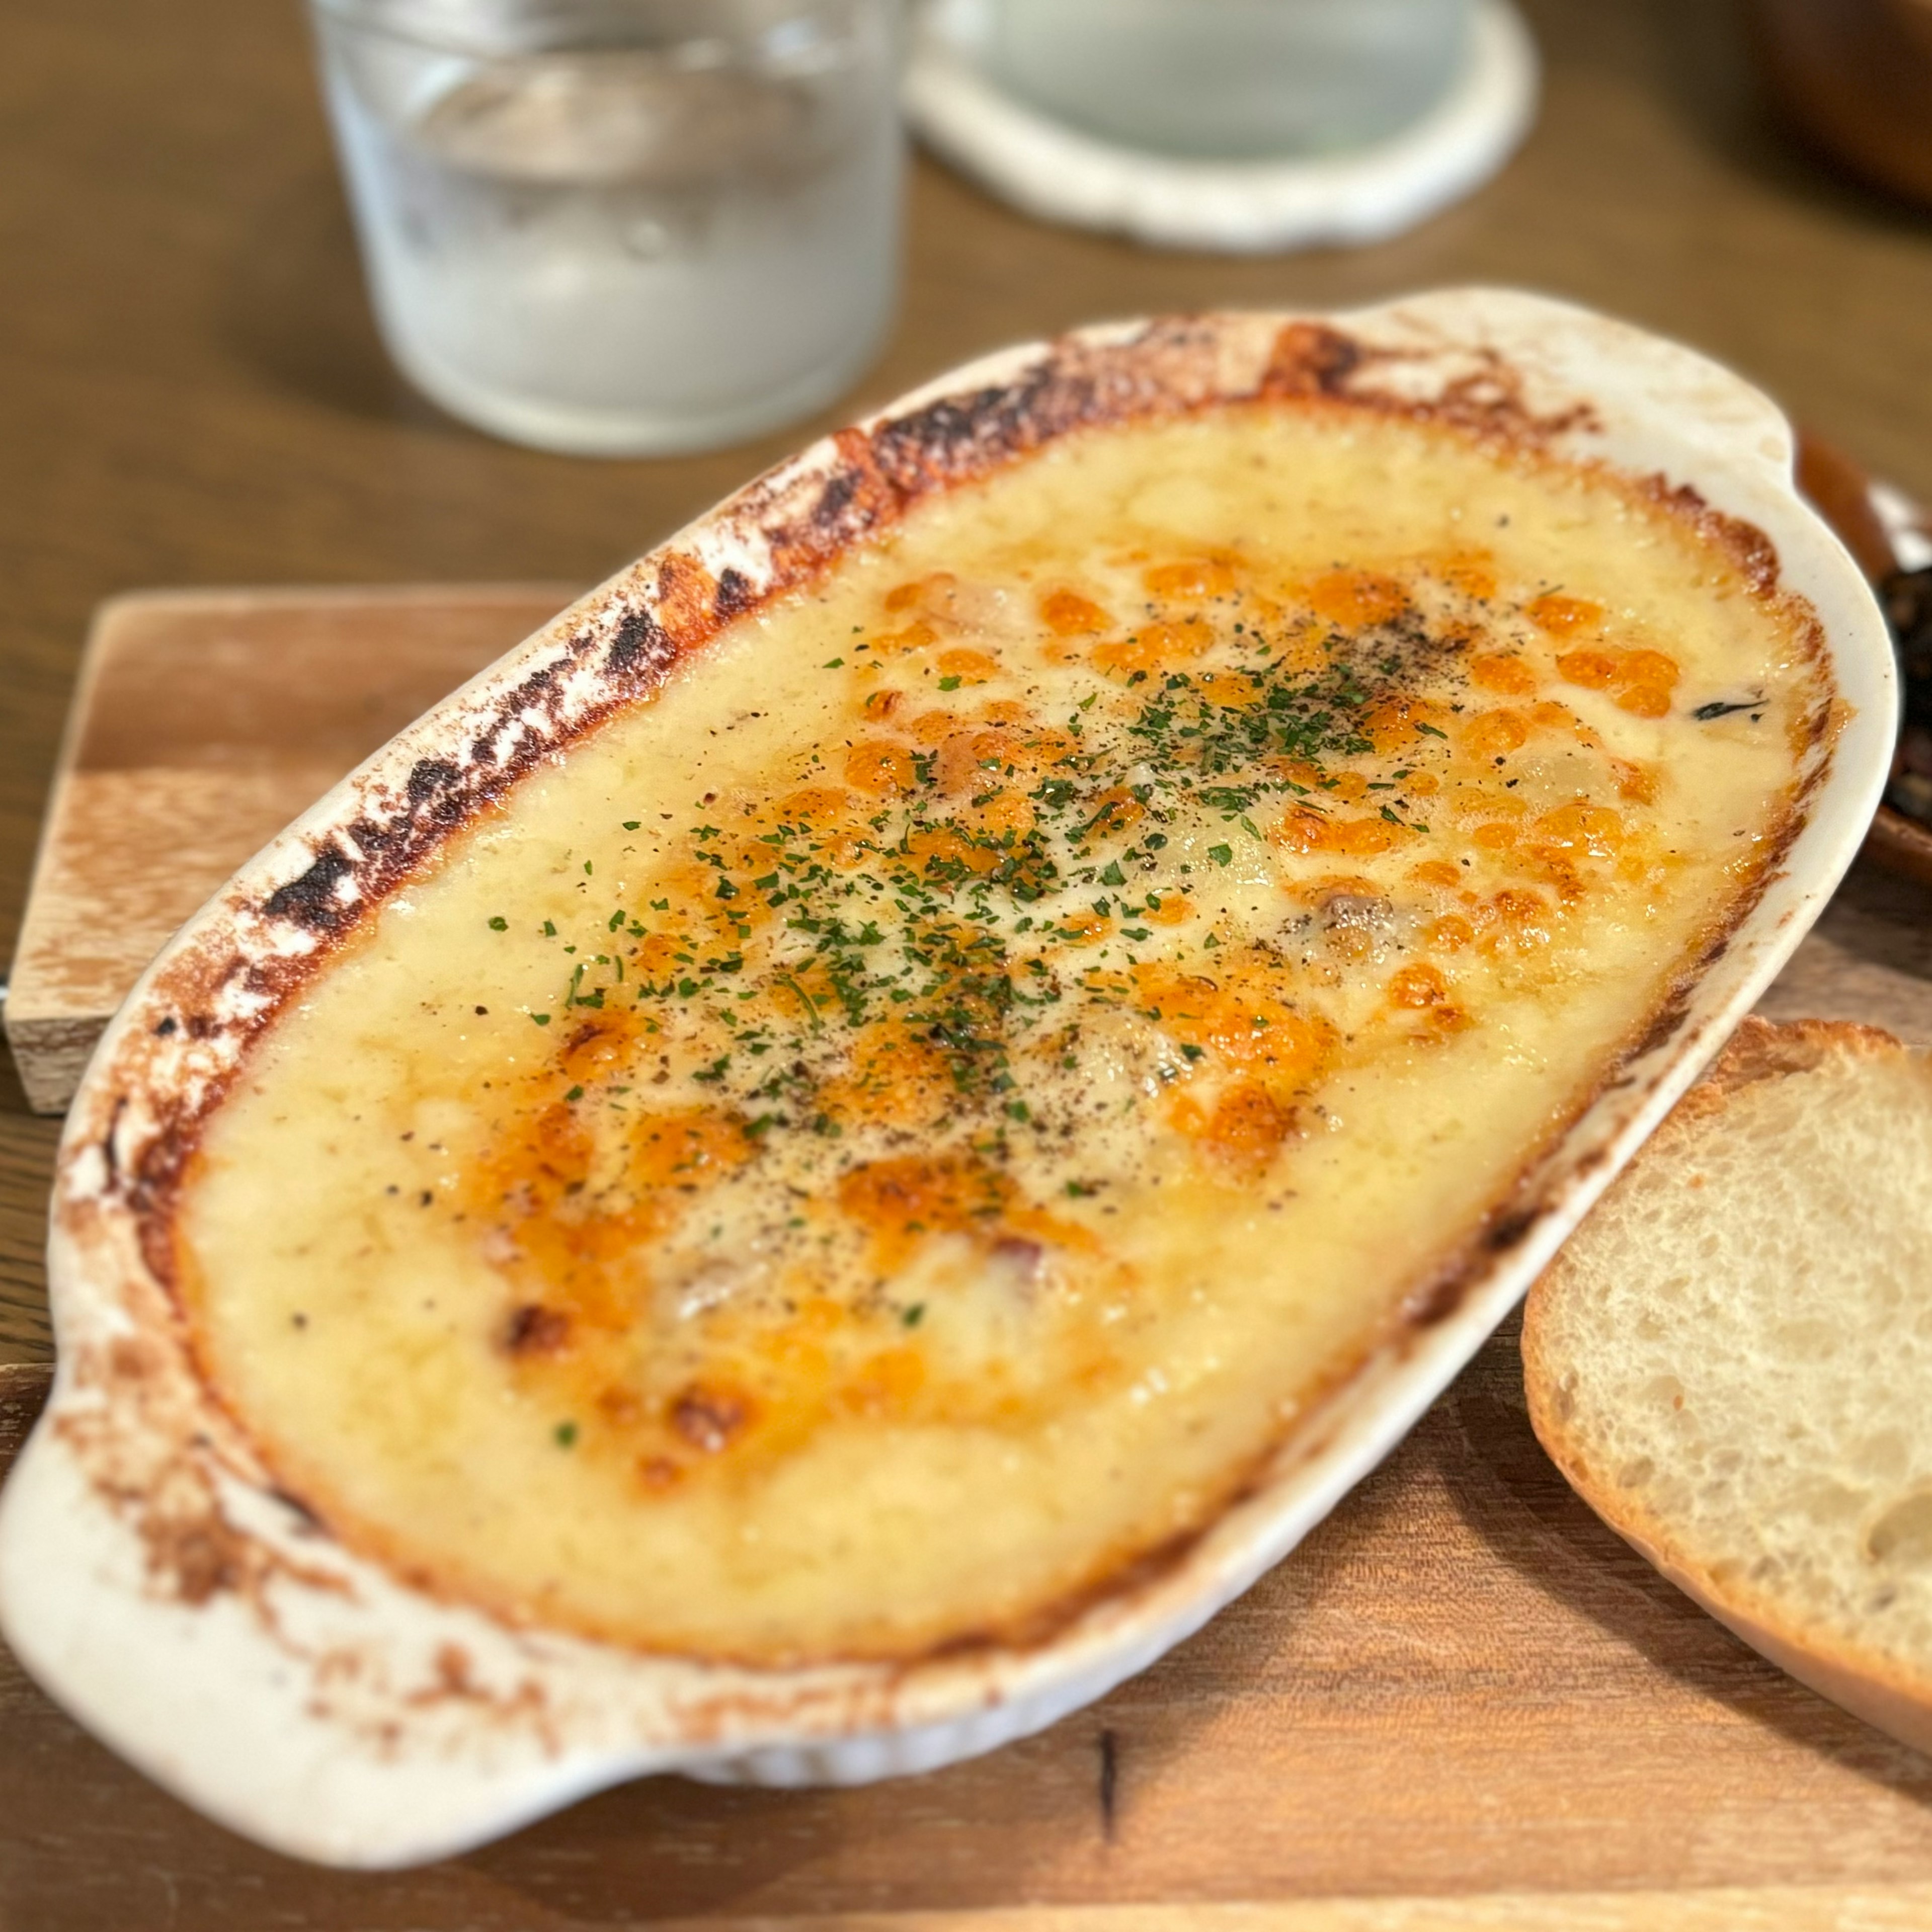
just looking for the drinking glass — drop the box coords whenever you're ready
[308,0,903,456]
[986,0,1474,162]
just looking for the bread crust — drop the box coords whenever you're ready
[1523,1014,1932,1755]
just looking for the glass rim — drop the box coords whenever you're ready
[305,0,865,60]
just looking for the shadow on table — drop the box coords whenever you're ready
[1441,1314,1932,1814]
[218,166,444,433]
[455,1574,1290,1924]
[1756,859,1932,1039]
[1801,862,1932,984]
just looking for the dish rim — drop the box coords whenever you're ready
[900,0,1540,253]
[0,286,1896,1867]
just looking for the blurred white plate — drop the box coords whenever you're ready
[903,0,1540,253]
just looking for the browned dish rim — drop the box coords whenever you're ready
[0,294,1896,1868]
[66,314,1838,1652]
[94,319,1830,1650]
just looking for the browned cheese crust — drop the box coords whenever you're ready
[62,316,1838,1663]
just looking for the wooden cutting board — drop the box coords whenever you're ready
[7,589,1932,1927]
[9,1298,1932,1927]
[3,585,577,1112]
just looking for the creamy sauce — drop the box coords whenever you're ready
[178,405,1825,1663]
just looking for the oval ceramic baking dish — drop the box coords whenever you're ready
[0,290,1896,1867]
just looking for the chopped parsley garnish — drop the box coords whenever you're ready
[498,564,1493,1161]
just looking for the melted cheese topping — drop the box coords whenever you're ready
[178,405,1825,1663]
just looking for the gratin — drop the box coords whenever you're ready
[175,397,1830,1663]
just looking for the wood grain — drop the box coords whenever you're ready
[4,587,575,1111]
[7,1324,1932,1929]
[7,0,1932,1917]
[491,1893,1932,1930]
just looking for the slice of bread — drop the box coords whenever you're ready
[1523,1015,1932,1752]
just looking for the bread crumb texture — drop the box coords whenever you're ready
[1529,1017,1932,1682]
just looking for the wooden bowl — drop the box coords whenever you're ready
[1864,787,1932,890]
[1751,0,1932,206]
[1795,432,1932,888]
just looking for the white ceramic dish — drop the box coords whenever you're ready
[0,290,1894,1868]
[903,0,1539,253]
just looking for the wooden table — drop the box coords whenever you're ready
[6,0,1932,1922]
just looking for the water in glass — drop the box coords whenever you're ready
[313,3,901,454]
